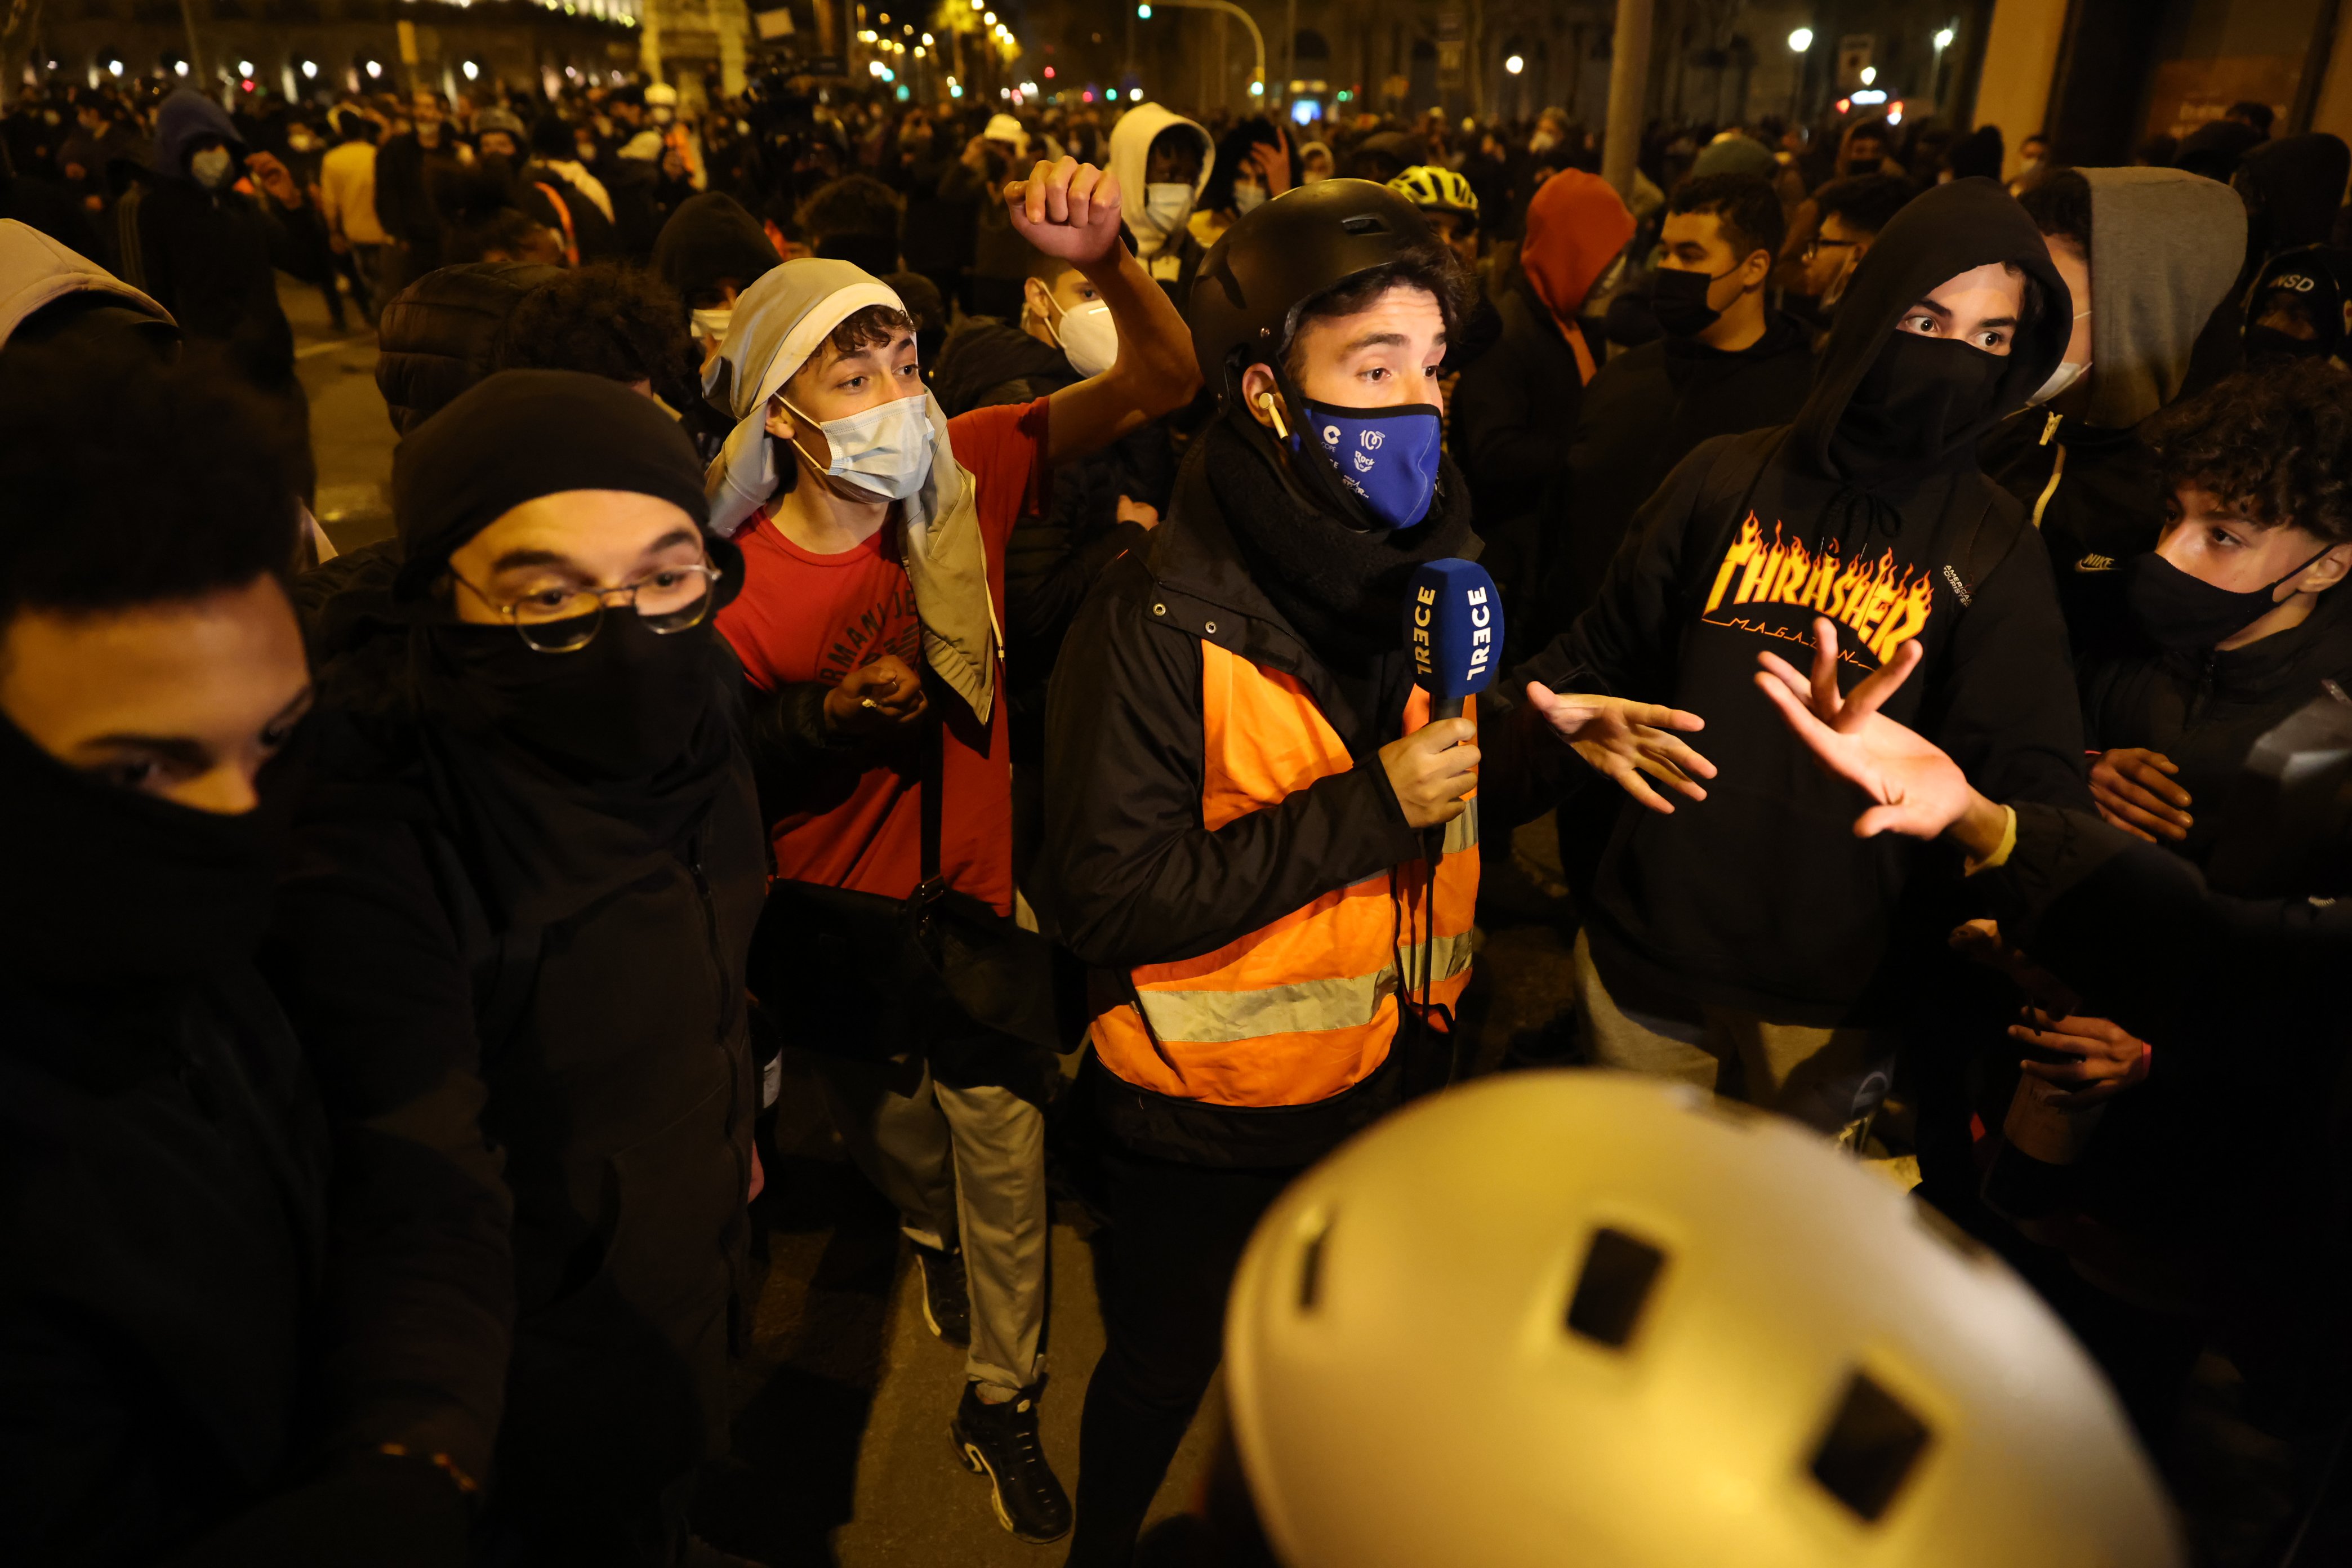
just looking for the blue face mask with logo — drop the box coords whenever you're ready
[1290,400,1444,529]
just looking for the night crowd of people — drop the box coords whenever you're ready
[7,55,2352,1568]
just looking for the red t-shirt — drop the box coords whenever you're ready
[718,397,1050,917]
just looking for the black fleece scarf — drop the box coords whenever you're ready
[1790,177,2071,491]
[0,710,305,990]
[1205,406,1477,664]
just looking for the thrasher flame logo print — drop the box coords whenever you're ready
[1701,514,1936,665]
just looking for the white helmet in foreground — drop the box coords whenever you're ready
[1224,1072,2182,1568]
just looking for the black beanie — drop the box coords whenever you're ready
[393,369,709,598]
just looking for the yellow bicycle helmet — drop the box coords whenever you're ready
[1388,164,1480,222]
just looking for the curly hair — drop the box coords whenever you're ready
[2142,359,2352,541]
[492,264,691,389]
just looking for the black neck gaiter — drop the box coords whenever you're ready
[0,712,301,990]
[420,613,722,782]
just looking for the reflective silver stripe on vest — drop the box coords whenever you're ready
[1134,927,1474,1045]
[1441,796,1481,857]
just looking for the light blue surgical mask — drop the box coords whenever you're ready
[783,391,934,502]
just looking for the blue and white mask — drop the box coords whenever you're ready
[1293,401,1444,529]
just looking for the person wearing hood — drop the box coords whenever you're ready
[653,189,782,366]
[1451,167,1633,530]
[2182,133,2352,393]
[1029,177,1695,1568]
[1978,165,2247,651]
[124,87,322,396]
[1107,101,1213,303]
[1505,176,2093,1135]
[703,154,1200,1548]
[1532,173,1816,650]
[284,371,769,1568]
[0,341,502,1567]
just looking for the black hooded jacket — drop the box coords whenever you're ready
[128,90,321,387]
[1533,308,1816,648]
[1511,177,2093,1026]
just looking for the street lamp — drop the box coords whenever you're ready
[1788,26,1813,52]
[1504,53,1524,75]
[1859,65,1876,85]
[1935,27,1954,48]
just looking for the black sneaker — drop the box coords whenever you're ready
[951,1382,1071,1543]
[912,1241,970,1348]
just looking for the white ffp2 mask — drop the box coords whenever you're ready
[1048,298,1119,379]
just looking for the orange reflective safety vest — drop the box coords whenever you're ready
[1090,641,1479,1108]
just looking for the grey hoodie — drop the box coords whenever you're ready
[2077,166,2247,430]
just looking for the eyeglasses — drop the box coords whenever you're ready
[451,560,723,652]
[1802,236,1861,264]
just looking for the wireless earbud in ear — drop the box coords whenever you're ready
[1256,390,1290,440]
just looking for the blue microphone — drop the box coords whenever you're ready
[1404,558,1503,721]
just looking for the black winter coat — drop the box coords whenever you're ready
[2079,585,2352,887]
[1449,287,1594,530]
[0,965,482,1566]
[285,548,769,1539]
[1979,406,2162,652]
[133,177,319,386]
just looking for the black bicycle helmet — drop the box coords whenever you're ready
[1186,178,1441,395]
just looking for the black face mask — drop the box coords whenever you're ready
[424,613,719,781]
[2243,324,2334,364]
[1651,264,1729,338]
[0,710,304,990]
[1830,330,2007,484]
[2121,545,2335,652]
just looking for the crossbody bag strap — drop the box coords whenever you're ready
[917,705,945,901]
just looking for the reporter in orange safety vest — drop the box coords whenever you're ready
[1028,179,1708,1568]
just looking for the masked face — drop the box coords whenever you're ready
[2124,488,2345,650]
[781,393,934,502]
[439,491,721,778]
[1232,179,1268,216]
[189,142,235,190]
[1248,281,1448,529]
[1654,211,1758,339]
[0,573,313,986]
[1140,182,1193,239]
[1047,296,1119,378]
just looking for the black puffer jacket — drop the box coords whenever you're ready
[374,262,563,434]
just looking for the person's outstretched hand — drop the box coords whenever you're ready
[1753,616,1976,840]
[1006,156,1122,266]
[1524,685,1713,814]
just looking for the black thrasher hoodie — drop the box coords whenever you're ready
[1512,177,2095,1026]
